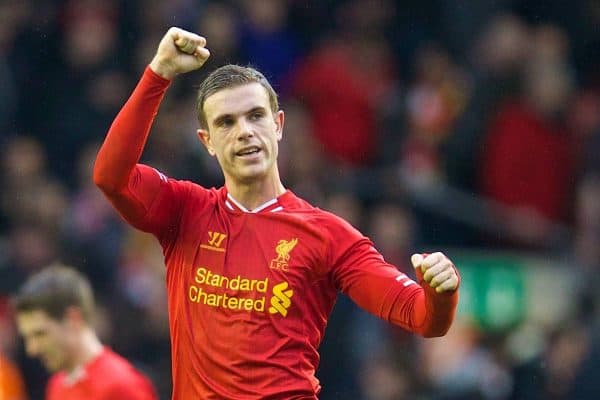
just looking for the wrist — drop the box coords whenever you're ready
[149,58,177,80]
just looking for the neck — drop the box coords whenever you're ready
[68,327,103,373]
[225,176,286,211]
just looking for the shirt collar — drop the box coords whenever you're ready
[224,191,286,213]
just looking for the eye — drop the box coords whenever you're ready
[216,117,234,129]
[249,111,264,121]
[220,117,234,127]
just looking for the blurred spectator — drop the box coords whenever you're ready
[290,0,398,167]
[278,100,327,204]
[196,2,240,69]
[397,43,470,191]
[323,192,363,228]
[110,229,172,398]
[541,321,592,399]
[358,352,416,400]
[366,202,414,272]
[1,137,46,229]
[0,136,65,294]
[0,225,60,285]
[573,0,600,87]
[573,175,600,273]
[3,0,60,141]
[238,0,300,90]
[479,28,577,247]
[0,0,24,136]
[445,13,530,190]
[45,0,132,184]
[568,91,600,175]
[569,323,600,399]
[438,0,513,58]
[164,1,242,100]
[61,142,125,293]
[420,318,513,400]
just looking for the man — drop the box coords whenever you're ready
[93,27,460,399]
[13,265,158,400]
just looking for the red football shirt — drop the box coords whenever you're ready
[46,347,157,400]
[94,67,459,399]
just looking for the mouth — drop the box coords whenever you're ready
[235,146,262,158]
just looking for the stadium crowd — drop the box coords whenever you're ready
[0,0,599,399]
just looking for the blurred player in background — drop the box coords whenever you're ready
[13,265,157,400]
[93,27,460,399]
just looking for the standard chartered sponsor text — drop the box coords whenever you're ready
[189,267,268,311]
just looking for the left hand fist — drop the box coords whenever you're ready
[411,252,459,293]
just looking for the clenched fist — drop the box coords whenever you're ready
[411,252,459,293]
[149,27,210,80]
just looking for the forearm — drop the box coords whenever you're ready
[93,67,171,193]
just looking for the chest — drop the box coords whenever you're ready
[169,211,329,315]
[49,377,104,400]
[192,212,323,275]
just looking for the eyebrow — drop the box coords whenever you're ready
[211,106,267,127]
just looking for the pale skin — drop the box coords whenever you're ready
[16,308,103,374]
[149,27,459,293]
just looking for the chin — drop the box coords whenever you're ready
[235,167,269,182]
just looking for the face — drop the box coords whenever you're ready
[16,310,74,372]
[199,83,284,185]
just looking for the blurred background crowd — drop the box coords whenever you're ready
[0,0,599,399]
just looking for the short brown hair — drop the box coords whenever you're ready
[196,65,279,130]
[13,264,95,323]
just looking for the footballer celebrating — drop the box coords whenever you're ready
[93,27,460,399]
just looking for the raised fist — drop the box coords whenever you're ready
[149,27,210,80]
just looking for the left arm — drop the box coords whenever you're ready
[331,234,459,337]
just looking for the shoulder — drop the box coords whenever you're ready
[137,164,219,195]
[87,349,140,383]
[45,373,66,398]
[155,167,223,207]
[95,348,138,373]
[295,203,365,243]
[47,372,66,386]
[95,350,156,397]
[312,206,362,236]
[279,192,365,245]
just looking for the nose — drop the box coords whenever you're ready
[236,117,254,140]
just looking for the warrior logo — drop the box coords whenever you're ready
[200,231,227,252]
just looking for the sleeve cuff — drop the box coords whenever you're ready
[144,66,173,86]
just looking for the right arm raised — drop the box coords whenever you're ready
[93,28,209,226]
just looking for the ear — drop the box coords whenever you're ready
[274,110,284,141]
[63,306,84,329]
[197,129,216,156]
